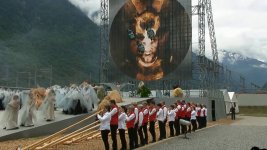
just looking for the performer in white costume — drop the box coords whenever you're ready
[43,89,56,121]
[1,95,20,130]
[20,91,37,127]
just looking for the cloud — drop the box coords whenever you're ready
[192,0,267,62]
[252,64,267,69]
[68,0,101,24]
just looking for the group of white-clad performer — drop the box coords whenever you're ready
[0,88,56,130]
[97,99,208,150]
[0,83,99,130]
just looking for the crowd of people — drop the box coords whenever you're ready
[97,99,208,150]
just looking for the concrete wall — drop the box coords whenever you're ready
[236,94,267,106]
[0,112,95,142]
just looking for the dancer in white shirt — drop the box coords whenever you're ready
[137,104,145,146]
[141,102,149,144]
[149,101,157,142]
[157,103,165,140]
[168,105,175,137]
[161,101,167,139]
[118,106,127,150]
[126,106,136,149]
[191,106,197,132]
[132,102,139,148]
[199,105,205,129]
[97,105,111,150]
[195,104,201,129]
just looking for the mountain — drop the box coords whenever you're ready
[218,50,267,87]
[0,0,100,87]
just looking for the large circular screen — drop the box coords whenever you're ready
[110,0,191,81]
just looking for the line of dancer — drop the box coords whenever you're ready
[97,99,208,150]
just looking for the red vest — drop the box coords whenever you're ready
[142,108,149,125]
[149,106,157,121]
[180,106,186,118]
[126,112,135,128]
[110,105,118,125]
[177,105,182,117]
[197,109,201,117]
[186,107,191,118]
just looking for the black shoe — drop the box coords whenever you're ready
[150,140,156,143]
[3,127,6,129]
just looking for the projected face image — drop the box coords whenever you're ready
[110,0,191,81]
[130,12,165,80]
[133,12,160,65]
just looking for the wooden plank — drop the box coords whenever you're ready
[22,111,100,150]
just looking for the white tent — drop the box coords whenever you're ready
[222,90,239,114]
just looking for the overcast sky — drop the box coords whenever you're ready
[68,0,267,62]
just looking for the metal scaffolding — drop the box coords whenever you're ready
[99,0,109,83]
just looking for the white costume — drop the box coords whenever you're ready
[43,90,56,121]
[20,92,36,127]
[1,95,20,130]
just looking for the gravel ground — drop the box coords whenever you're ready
[140,125,267,150]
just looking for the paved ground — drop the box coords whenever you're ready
[140,116,267,150]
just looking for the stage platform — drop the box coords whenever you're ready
[0,97,149,142]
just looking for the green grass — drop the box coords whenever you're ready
[239,106,267,117]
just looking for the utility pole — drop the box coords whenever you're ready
[50,65,53,86]
[34,65,37,87]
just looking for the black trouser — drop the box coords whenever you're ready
[162,120,167,138]
[110,125,118,150]
[101,130,110,150]
[142,123,148,144]
[169,121,174,137]
[185,117,191,132]
[174,118,180,136]
[158,121,165,140]
[196,116,201,129]
[138,126,145,146]
[231,112,235,120]
[149,121,156,142]
[199,117,203,129]
[128,127,135,150]
[191,119,197,131]
[204,117,207,127]
[119,129,126,150]
[200,117,207,128]
[134,123,138,148]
